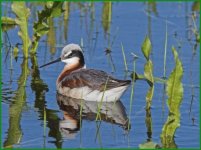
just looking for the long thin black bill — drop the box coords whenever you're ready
[40,58,61,68]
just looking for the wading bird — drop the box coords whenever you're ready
[40,44,131,102]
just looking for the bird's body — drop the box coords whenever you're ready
[40,44,131,102]
[57,68,131,102]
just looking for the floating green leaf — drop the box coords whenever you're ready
[11,2,31,58]
[141,35,151,60]
[161,46,183,148]
[31,2,64,53]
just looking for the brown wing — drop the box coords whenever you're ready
[60,69,131,91]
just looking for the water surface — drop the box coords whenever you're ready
[2,2,200,148]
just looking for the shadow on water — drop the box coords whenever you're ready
[4,59,29,148]
[56,93,130,141]
[30,55,63,148]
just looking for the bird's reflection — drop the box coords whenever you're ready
[56,93,130,138]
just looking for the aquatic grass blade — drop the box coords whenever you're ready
[96,76,109,121]
[121,43,128,72]
[161,46,183,148]
[128,59,136,130]
[163,21,168,77]
[43,107,46,137]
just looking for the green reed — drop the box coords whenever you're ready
[95,121,103,148]
[79,98,83,148]
[128,57,137,130]
[96,76,109,121]
[163,21,168,78]
[121,43,128,72]
[43,107,46,138]
[102,2,112,35]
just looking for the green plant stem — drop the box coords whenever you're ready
[128,59,136,130]
[43,107,46,137]
[135,73,166,83]
[163,21,168,77]
[96,76,109,121]
[121,42,128,71]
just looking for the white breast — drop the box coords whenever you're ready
[57,85,129,102]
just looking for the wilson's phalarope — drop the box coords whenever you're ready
[40,44,131,102]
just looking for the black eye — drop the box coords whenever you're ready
[67,52,74,58]
[63,52,73,59]
[66,53,74,58]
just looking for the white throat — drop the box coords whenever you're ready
[61,57,86,69]
[62,57,79,65]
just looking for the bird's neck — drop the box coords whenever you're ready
[56,62,85,85]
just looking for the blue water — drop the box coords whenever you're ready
[2,2,200,148]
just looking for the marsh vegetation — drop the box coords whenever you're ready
[1,2,200,148]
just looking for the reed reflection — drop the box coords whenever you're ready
[4,59,29,148]
[30,55,63,148]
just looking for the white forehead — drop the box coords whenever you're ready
[61,44,82,56]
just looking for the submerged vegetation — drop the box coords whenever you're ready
[1,1,199,149]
